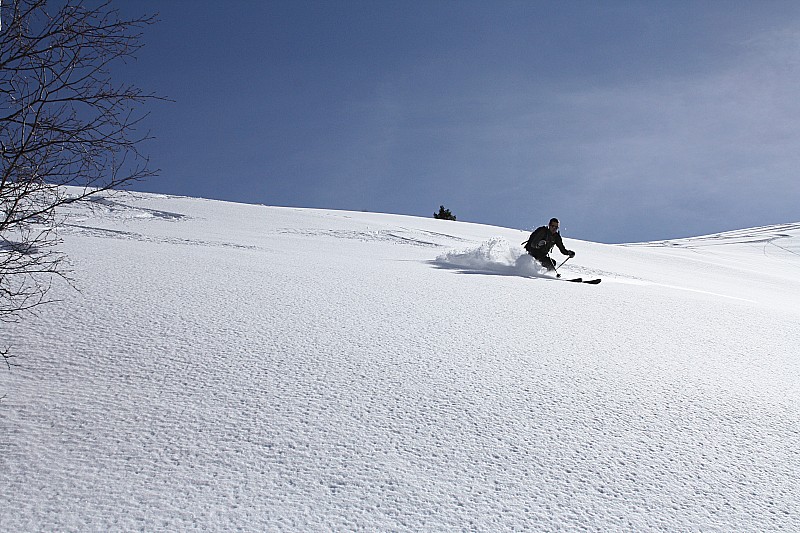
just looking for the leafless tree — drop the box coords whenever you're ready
[0,0,158,356]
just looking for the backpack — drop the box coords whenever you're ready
[523,230,538,254]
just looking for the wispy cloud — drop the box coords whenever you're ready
[538,25,800,240]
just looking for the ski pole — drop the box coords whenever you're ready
[553,256,571,278]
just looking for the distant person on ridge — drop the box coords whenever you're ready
[524,218,575,273]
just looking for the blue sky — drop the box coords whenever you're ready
[117,1,800,243]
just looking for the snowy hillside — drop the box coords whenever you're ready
[2,190,799,531]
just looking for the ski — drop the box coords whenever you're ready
[558,277,602,284]
[545,275,602,284]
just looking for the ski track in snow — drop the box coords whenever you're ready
[628,222,800,249]
[2,190,799,531]
[275,227,468,248]
[62,223,259,251]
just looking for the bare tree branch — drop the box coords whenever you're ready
[0,0,159,365]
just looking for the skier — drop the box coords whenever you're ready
[524,218,575,272]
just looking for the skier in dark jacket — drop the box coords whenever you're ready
[524,218,575,272]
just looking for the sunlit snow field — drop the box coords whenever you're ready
[2,190,799,531]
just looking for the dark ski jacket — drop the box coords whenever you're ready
[525,226,571,258]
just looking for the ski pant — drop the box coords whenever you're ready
[530,252,556,271]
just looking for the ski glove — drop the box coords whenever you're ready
[568,251,576,258]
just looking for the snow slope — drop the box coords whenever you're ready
[2,190,799,531]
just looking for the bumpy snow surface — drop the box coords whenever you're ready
[2,191,799,531]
